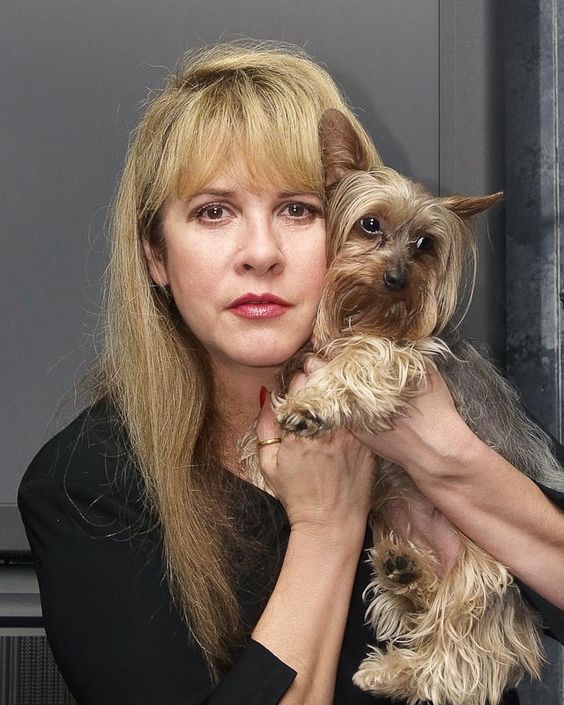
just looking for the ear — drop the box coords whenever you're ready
[318,109,372,190]
[441,191,504,220]
[141,238,168,287]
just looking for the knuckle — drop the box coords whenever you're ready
[256,416,277,439]
[288,373,306,393]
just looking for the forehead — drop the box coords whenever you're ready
[180,155,323,200]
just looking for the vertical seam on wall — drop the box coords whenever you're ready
[552,0,562,440]
[551,3,563,698]
[438,0,441,195]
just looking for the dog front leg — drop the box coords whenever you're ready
[272,337,430,436]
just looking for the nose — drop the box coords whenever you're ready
[235,213,285,275]
[383,267,407,290]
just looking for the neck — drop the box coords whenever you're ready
[210,360,281,475]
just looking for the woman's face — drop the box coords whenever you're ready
[143,168,327,376]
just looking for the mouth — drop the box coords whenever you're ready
[227,292,292,319]
[228,292,291,307]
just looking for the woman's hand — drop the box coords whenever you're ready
[353,363,474,469]
[252,364,379,705]
[255,366,377,540]
[293,356,467,569]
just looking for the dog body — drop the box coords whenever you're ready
[240,109,563,705]
[339,332,558,705]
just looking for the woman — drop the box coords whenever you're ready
[18,41,564,705]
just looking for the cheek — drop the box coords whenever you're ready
[308,269,326,304]
[166,243,220,297]
[303,243,328,298]
[295,223,327,270]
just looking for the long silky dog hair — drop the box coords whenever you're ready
[241,109,564,705]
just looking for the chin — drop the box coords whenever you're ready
[242,348,304,369]
[223,338,310,370]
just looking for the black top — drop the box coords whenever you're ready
[18,399,564,705]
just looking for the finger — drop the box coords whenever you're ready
[287,371,309,394]
[303,354,327,376]
[255,390,283,475]
[256,390,280,440]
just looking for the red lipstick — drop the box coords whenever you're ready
[228,292,291,319]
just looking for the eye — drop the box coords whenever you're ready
[281,202,321,221]
[197,204,226,221]
[413,235,433,253]
[358,216,383,236]
[286,203,309,217]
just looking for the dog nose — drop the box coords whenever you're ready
[383,268,407,289]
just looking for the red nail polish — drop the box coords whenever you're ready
[259,386,267,408]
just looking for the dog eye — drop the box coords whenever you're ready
[358,217,383,236]
[414,235,433,252]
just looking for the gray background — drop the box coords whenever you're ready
[1,1,562,702]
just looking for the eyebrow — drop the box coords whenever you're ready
[191,189,237,198]
[279,190,321,198]
[189,189,321,200]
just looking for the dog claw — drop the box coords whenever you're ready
[383,550,419,585]
[277,409,329,436]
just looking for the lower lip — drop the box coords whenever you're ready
[229,303,290,318]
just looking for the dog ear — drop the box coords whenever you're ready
[319,109,372,189]
[441,192,504,220]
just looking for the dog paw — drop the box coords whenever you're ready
[276,406,329,436]
[352,668,379,691]
[352,652,389,692]
[383,550,419,585]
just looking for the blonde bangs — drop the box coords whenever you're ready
[145,78,325,207]
[134,42,381,229]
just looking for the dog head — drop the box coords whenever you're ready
[313,109,502,346]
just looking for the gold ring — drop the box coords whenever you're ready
[257,437,282,448]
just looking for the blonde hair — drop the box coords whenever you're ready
[83,40,381,679]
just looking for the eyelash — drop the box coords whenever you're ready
[193,201,322,225]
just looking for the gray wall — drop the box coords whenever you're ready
[506,0,564,440]
[505,1,564,703]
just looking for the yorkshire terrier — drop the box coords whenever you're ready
[240,109,563,705]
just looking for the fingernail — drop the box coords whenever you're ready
[259,386,267,408]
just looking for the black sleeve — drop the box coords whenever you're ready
[18,410,296,705]
[513,427,564,646]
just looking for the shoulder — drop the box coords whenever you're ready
[20,398,129,487]
[18,398,149,539]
